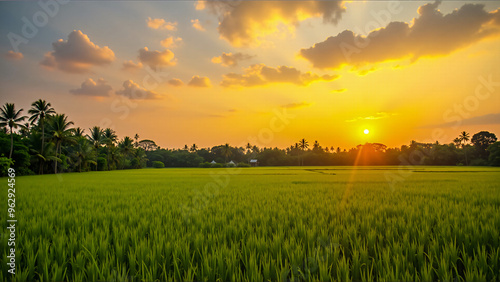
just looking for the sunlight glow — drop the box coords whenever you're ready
[364,129,370,135]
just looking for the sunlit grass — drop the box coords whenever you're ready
[1,166,499,281]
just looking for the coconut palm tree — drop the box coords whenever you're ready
[299,138,309,151]
[190,144,198,152]
[103,128,118,170]
[87,126,104,171]
[458,131,470,165]
[20,122,31,138]
[223,143,232,164]
[72,136,95,172]
[299,138,309,166]
[246,142,252,153]
[74,127,85,137]
[458,131,470,147]
[119,136,134,157]
[134,134,140,148]
[0,103,27,159]
[28,100,55,155]
[47,114,74,173]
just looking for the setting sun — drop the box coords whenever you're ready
[364,129,370,135]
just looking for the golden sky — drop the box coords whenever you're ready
[1,1,499,149]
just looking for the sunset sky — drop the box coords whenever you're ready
[1,1,499,149]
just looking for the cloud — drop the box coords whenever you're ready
[122,60,143,72]
[70,78,112,97]
[161,36,182,48]
[147,17,177,30]
[281,102,311,109]
[211,52,254,67]
[299,2,500,69]
[138,47,176,69]
[168,78,184,87]
[188,76,211,87]
[5,50,23,60]
[221,64,338,88]
[200,1,345,47]
[191,19,206,31]
[116,80,161,100]
[331,88,346,93]
[345,112,396,123]
[40,30,115,73]
[424,112,500,128]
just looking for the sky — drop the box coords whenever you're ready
[1,0,499,150]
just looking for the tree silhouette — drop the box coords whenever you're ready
[134,134,140,148]
[458,131,470,147]
[190,144,198,152]
[223,143,232,164]
[457,131,470,165]
[471,131,497,159]
[48,114,74,173]
[0,103,27,159]
[88,126,104,171]
[299,138,308,165]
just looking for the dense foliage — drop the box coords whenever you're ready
[1,101,499,176]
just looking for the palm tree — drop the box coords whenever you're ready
[47,114,74,173]
[0,103,27,159]
[458,131,470,165]
[223,143,232,164]
[20,122,31,138]
[87,126,104,171]
[103,128,118,170]
[246,142,252,153]
[299,138,309,166]
[72,136,95,172]
[28,100,55,156]
[190,144,198,152]
[119,136,134,157]
[74,127,85,137]
[458,131,470,147]
[134,134,140,148]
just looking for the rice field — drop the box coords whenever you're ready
[1,166,500,281]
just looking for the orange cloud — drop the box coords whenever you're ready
[70,78,112,97]
[147,17,177,30]
[161,36,182,48]
[191,19,205,31]
[281,102,311,109]
[116,80,161,100]
[5,50,23,60]
[122,60,143,72]
[40,30,115,73]
[299,2,500,69]
[188,76,211,87]
[345,112,396,123]
[211,52,254,67]
[221,64,338,88]
[200,1,345,47]
[168,78,184,87]
[138,47,176,69]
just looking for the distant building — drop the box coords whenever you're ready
[249,159,259,167]
[228,160,235,166]
[210,160,217,164]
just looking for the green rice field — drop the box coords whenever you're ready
[1,166,500,281]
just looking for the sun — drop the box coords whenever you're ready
[364,129,370,135]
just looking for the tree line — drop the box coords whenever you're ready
[1,100,499,176]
